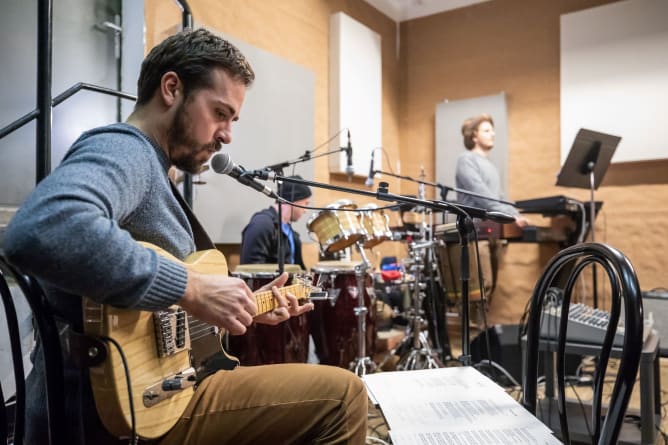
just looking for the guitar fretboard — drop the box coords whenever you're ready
[254,284,304,315]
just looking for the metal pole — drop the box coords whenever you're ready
[590,169,598,308]
[176,0,195,206]
[36,0,53,183]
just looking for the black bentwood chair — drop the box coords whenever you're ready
[522,243,643,445]
[0,255,68,444]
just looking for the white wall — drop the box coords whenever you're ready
[560,0,668,163]
[329,12,382,178]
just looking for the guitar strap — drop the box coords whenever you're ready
[169,181,216,251]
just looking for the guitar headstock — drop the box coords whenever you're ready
[292,274,328,301]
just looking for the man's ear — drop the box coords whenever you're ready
[159,71,181,106]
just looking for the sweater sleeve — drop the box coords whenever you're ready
[3,131,187,310]
[455,153,518,216]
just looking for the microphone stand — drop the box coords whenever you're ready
[371,169,516,207]
[259,147,349,174]
[276,169,284,274]
[257,173,513,367]
[259,147,350,274]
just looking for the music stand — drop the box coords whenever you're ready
[556,128,621,306]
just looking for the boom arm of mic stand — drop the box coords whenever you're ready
[261,147,347,173]
[372,169,516,207]
[267,175,503,221]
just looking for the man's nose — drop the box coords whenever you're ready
[216,127,231,145]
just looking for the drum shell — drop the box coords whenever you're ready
[310,261,376,368]
[307,202,365,253]
[359,208,392,248]
[228,265,310,365]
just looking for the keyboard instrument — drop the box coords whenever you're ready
[434,221,570,244]
[434,195,600,246]
[540,302,652,347]
[515,195,603,246]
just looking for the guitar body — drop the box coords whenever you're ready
[84,243,238,440]
[84,242,315,440]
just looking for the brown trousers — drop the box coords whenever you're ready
[158,363,368,445]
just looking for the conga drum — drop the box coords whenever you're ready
[307,199,366,253]
[358,203,392,248]
[228,264,310,365]
[310,261,376,369]
[434,223,493,303]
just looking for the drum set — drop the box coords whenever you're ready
[230,197,470,375]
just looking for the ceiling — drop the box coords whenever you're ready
[364,0,490,22]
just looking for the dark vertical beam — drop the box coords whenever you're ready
[36,0,53,183]
[176,0,194,206]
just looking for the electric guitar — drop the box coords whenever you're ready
[82,242,321,440]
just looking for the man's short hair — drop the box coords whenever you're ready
[136,28,255,105]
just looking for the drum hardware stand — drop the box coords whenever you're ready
[349,242,376,377]
[392,239,442,371]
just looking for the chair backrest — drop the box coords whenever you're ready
[521,243,643,445]
[0,255,68,444]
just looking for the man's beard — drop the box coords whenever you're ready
[167,102,217,174]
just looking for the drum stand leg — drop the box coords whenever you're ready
[349,243,376,377]
[393,241,442,371]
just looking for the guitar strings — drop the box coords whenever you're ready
[161,283,310,342]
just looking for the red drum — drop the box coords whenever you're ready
[228,264,310,365]
[310,261,376,369]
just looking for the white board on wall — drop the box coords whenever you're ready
[193,28,315,244]
[435,93,508,201]
[560,0,668,164]
[329,12,382,178]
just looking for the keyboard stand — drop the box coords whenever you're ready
[522,330,661,444]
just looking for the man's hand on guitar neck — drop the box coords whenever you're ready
[254,272,315,326]
[179,272,258,335]
[177,271,315,335]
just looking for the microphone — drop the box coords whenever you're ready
[364,150,375,187]
[484,210,517,224]
[345,130,354,180]
[210,153,277,199]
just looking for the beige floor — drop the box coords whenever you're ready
[364,327,668,444]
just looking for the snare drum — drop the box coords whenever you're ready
[310,261,376,369]
[307,199,366,253]
[358,203,392,248]
[228,264,310,365]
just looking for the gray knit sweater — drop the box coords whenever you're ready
[4,123,192,318]
[454,150,518,216]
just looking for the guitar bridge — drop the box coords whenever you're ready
[142,367,196,407]
[153,306,190,358]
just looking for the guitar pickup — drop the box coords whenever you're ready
[153,306,190,358]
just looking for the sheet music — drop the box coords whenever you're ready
[364,367,561,445]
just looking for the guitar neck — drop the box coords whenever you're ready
[254,284,304,316]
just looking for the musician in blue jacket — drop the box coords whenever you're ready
[3,28,367,445]
[240,179,312,270]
